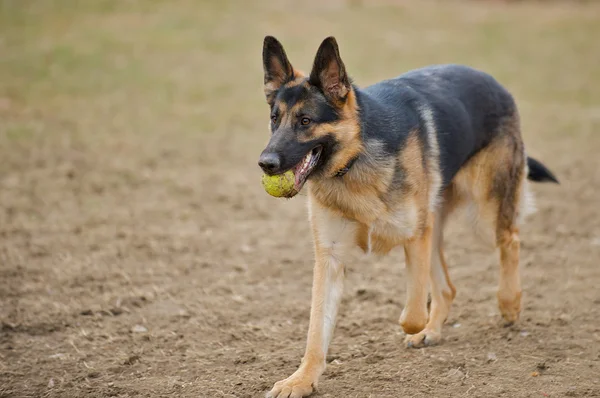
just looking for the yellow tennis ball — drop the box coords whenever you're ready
[261,170,298,198]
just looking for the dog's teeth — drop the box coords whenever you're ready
[297,152,312,175]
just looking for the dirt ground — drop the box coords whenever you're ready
[1,1,600,397]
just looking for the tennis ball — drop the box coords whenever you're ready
[261,170,298,198]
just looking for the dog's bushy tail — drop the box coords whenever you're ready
[527,156,559,184]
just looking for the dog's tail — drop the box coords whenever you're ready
[527,156,559,184]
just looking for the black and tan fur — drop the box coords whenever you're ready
[259,36,558,398]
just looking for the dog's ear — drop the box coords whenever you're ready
[263,36,294,103]
[309,37,350,103]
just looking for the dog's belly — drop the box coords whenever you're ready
[356,204,420,255]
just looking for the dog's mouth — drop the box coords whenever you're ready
[291,146,322,192]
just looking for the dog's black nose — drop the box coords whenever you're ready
[258,152,281,174]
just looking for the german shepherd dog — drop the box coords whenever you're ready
[258,36,558,398]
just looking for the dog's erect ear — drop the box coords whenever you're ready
[263,36,294,102]
[309,37,350,103]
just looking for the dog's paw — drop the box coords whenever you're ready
[404,329,442,348]
[497,291,521,325]
[266,372,316,398]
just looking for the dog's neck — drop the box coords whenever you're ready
[334,156,358,177]
[330,138,395,188]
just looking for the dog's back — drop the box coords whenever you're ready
[359,64,518,187]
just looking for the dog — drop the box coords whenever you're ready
[258,36,558,398]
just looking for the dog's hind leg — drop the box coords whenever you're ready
[451,120,526,325]
[491,128,526,324]
[496,173,526,324]
[497,225,521,324]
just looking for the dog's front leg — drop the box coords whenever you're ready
[399,213,433,335]
[267,203,351,398]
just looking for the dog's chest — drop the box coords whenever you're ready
[370,204,420,240]
[310,180,421,245]
[353,204,421,255]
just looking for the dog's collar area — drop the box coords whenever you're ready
[335,157,358,177]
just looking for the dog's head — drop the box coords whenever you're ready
[258,36,362,197]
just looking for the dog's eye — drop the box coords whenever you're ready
[300,117,311,126]
[271,115,277,123]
